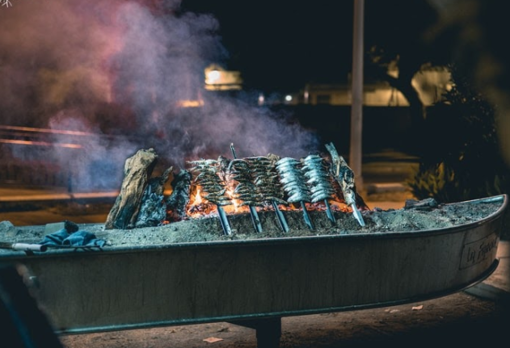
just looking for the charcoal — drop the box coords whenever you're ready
[135,188,167,228]
[166,170,192,222]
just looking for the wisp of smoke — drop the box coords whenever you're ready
[0,0,319,189]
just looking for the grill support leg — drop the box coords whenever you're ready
[229,317,282,348]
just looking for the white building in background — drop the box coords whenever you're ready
[204,64,243,91]
[287,66,452,106]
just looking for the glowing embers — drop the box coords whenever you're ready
[186,185,251,218]
[186,188,351,217]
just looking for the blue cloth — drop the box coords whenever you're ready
[40,229,107,248]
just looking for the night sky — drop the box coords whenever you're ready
[180,0,355,93]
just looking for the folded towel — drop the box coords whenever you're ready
[40,229,107,248]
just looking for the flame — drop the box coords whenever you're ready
[225,187,249,214]
[186,186,212,218]
[184,184,252,218]
[194,187,203,205]
[181,182,352,220]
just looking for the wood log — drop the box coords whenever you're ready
[146,166,174,196]
[135,166,174,228]
[166,169,192,222]
[105,148,158,230]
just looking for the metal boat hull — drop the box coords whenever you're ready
[0,195,507,334]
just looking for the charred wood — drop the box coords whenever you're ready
[166,169,192,222]
[105,148,158,230]
[135,166,173,228]
[146,166,173,196]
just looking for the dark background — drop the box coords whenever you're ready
[180,0,355,93]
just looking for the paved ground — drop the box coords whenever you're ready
[59,283,510,348]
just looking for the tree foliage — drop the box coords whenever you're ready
[364,0,451,124]
[408,67,510,202]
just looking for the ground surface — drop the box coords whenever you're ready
[57,292,509,348]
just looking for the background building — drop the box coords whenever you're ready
[285,66,451,106]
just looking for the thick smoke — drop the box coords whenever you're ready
[0,0,318,189]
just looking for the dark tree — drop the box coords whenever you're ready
[408,67,509,202]
[426,0,510,168]
[364,0,448,126]
[405,0,510,206]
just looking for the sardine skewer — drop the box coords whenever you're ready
[189,159,233,235]
[303,154,336,224]
[276,157,314,230]
[229,143,237,160]
[246,155,290,233]
[230,144,263,233]
[272,201,289,233]
[325,143,366,227]
[300,201,314,230]
[248,204,263,232]
[217,205,232,235]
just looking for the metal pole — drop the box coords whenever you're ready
[349,0,364,190]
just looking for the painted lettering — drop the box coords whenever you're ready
[460,234,499,269]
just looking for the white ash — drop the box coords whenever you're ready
[0,198,502,251]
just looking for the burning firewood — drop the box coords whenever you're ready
[166,169,192,222]
[105,148,159,230]
[135,166,173,228]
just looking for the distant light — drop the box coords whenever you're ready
[285,95,292,102]
[258,93,265,105]
[176,100,204,108]
[208,70,221,82]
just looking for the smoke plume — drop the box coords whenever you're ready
[0,0,318,188]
